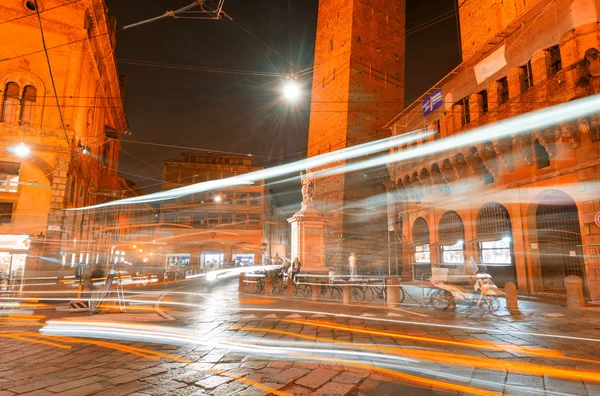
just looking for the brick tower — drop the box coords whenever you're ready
[306,0,406,271]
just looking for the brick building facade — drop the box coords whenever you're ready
[388,0,600,300]
[0,0,127,282]
[307,0,406,272]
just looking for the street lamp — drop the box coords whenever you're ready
[214,194,222,203]
[14,142,30,157]
[282,77,301,102]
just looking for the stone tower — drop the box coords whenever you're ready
[306,0,406,270]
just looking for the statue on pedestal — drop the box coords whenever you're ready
[300,169,315,203]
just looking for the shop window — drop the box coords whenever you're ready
[192,211,206,227]
[534,139,550,169]
[249,213,260,226]
[498,77,509,104]
[441,241,464,264]
[0,203,13,224]
[479,90,488,115]
[1,82,20,123]
[520,61,533,92]
[480,239,512,265]
[235,213,247,225]
[438,211,465,265]
[0,162,19,193]
[250,193,261,206]
[19,85,36,125]
[548,45,562,76]
[415,244,430,263]
[221,212,233,225]
[207,212,219,226]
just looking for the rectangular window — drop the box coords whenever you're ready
[249,213,260,226]
[498,77,509,104]
[235,213,247,225]
[457,97,470,126]
[414,244,430,263]
[0,203,13,224]
[0,162,19,193]
[192,211,206,227]
[178,211,191,225]
[207,212,219,226]
[548,45,562,76]
[441,241,464,264]
[480,90,488,115]
[520,61,533,91]
[236,193,247,206]
[221,212,233,226]
[480,239,512,265]
[162,212,177,224]
[250,193,261,206]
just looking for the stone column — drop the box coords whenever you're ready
[565,275,585,309]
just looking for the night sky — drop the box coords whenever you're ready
[105,0,460,194]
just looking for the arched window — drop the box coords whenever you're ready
[19,85,37,125]
[1,82,20,123]
[438,211,465,265]
[412,217,430,264]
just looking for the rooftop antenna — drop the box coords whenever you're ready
[122,0,229,30]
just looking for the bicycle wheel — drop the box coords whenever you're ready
[351,286,365,302]
[398,286,406,304]
[429,289,454,311]
[331,286,342,301]
[296,284,311,299]
[271,280,282,295]
[255,280,264,294]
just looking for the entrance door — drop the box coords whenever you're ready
[536,202,584,291]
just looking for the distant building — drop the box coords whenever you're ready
[388,0,600,299]
[0,0,127,282]
[159,153,266,271]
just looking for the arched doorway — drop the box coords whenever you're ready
[475,202,516,287]
[437,211,465,267]
[412,217,431,280]
[535,191,585,291]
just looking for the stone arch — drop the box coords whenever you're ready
[528,189,586,294]
[453,152,468,179]
[430,163,448,194]
[0,71,46,127]
[419,167,431,195]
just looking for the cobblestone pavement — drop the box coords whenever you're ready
[2,280,600,395]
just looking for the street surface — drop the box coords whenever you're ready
[2,279,600,395]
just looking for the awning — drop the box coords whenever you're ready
[432,239,463,247]
[466,235,508,244]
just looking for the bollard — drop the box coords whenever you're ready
[239,273,246,293]
[385,277,401,307]
[248,280,256,294]
[565,275,585,309]
[265,277,272,296]
[312,283,320,302]
[286,277,294,297]
[342,280,351,305]
[504,282,519,311]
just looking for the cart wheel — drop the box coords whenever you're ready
[481,295,500,312]
[429,289,454,311]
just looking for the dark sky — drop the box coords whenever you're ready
[105,0,460,193]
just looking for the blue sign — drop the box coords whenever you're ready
[422,88,443,117]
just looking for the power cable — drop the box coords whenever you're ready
[33,0,71,151]
[0,0,83,26]
[116,59,285,77]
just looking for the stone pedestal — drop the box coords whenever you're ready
[288,202,328,274]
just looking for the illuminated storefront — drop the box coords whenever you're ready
[0,235,30,290]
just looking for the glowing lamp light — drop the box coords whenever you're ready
[283,79,301,101]
[214,194,222,203]
[14,142,30,157]
[501,236,511,243]
[206,271,217,282]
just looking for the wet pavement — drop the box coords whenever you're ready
[2,278,600,395]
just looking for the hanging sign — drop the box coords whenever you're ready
[422,88,443,117]
[595,211,600,227]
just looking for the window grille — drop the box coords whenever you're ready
[0,162,19,193]
[438,211,464,244]
[520,61,533,91]
[412,217,430,245]
[0,203,12,224]
[480,90,488,115]
[476,203,511,240]
[1,82,20,123]
[20,85,36,125]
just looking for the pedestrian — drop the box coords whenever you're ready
[348,253,357,279]
[291,257,302,281]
